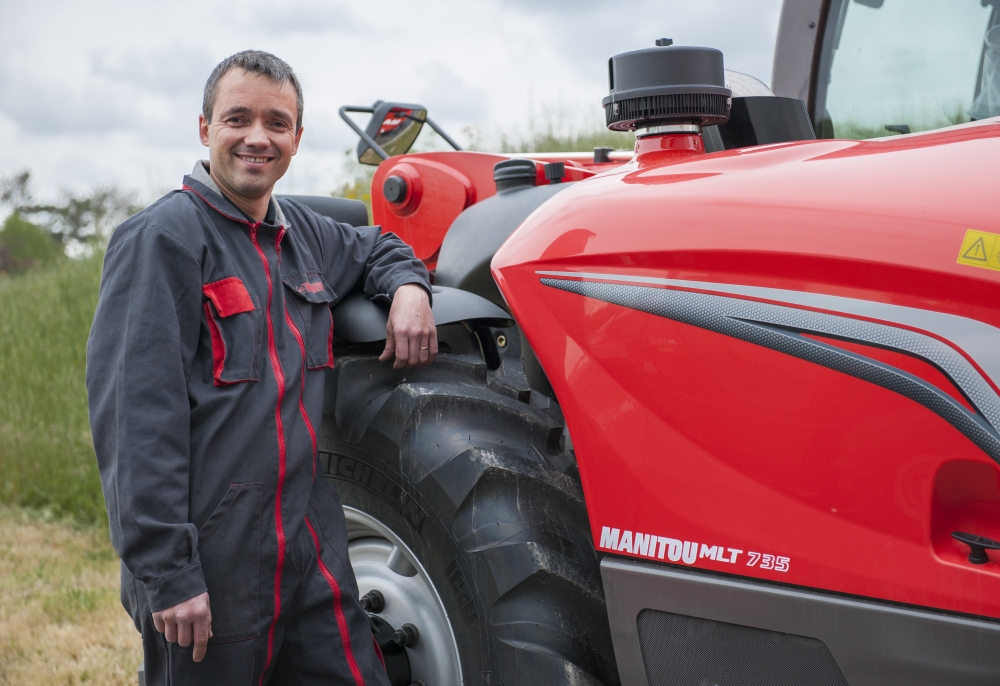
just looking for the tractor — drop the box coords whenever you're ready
[283,1,1000,684]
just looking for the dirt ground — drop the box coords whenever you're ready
[0,506,142,685]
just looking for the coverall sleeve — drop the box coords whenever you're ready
[317,218,431,303]
[86,221,207,613]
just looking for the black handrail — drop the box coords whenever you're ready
[338,104,463,162]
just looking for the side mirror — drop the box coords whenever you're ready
[358,101,427,165]
[339,101,463,165]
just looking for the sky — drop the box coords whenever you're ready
[0,0,783,203]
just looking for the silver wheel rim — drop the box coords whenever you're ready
[344,506,463,686]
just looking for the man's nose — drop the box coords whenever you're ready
[244,120,270,147]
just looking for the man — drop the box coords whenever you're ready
[87,50,436,685]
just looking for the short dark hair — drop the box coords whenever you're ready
[203,50,304,131]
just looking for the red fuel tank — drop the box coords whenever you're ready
[491,121,1000,619]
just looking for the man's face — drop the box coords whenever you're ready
[199,68,303,201]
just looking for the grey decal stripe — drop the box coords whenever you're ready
[537,271,1000,390]
[717,296,1000,430]
[541,277,1000,463]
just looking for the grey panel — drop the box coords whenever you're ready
[771,0,826,102]
[541,277,1000,462]
[602,558,1000,686]
[638,609,848,686]
[332,286,513,343]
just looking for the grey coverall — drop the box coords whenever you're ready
[87,162,429,685]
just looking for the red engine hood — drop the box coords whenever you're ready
[491,120,1000,620]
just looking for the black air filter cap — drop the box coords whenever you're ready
[494,158,536,193]
[603,43,731,131]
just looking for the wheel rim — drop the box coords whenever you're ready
[344,506,463,685]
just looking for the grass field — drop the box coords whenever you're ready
[0,505,142,684]
[0,255,105,525]
[0,258,142,680]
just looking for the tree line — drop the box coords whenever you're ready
[0,171,142,275]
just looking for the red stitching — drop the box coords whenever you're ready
[283,307,318,480]
[304,517,367,686]
[182,184,254,227]
[307,311,336,371]
[325,313,335,369]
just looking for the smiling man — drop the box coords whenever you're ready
[87,51,435,685]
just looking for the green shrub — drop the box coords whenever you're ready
[0,256,105,524]
[0,213,62,275]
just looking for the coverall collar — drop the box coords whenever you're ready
[186,160,288,229]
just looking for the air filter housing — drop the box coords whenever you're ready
[604,42,732,131]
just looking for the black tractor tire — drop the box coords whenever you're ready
[319,352,619,686]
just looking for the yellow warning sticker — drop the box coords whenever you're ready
[957,230,1000,272]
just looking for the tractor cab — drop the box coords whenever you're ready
[774,0,1000,138]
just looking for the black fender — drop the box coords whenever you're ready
[332,286,514,369]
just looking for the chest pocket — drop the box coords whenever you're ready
[203,277,262,385]
[283,271,336,370]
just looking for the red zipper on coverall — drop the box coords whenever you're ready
[305,516,367,686]
[250,225,289,686]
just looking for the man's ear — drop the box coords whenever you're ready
[198,114,210,147]
[292,126,304,156]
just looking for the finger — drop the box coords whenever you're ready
[152,612,165,634]
[177,619,192,648]
[405,328,422,370]
[192,618,211,662]
[393,327,410,370]
[417,332,430,367]
[164,618,178,644]
[429,327,439,364]
[379,322,396,363]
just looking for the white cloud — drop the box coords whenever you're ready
[0,0,782,201]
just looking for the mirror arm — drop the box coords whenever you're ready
[424,116,463,151]
[339,105,390,161]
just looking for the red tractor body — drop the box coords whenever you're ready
[491,121,1000,620]
[371,120,1000,621]
[371,150,629,272]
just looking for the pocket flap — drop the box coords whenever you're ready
[283,271,336,304]
[203,277,255,317]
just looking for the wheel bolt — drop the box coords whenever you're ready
[360,589,385,613]
[392,623,419,647]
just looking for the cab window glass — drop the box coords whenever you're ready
[814,0,998,139]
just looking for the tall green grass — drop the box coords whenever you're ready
[0,256,105,524]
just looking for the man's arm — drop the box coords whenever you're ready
[86,222,211,658]
[312,214,436,369]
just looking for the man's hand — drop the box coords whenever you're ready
[152,592,212,662]
[380,284,437,370]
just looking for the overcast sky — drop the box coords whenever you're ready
[0,0,783,202]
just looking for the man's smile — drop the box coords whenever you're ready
[235,153,274,166]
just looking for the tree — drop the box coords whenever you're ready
[0,170,142,255]
[0,213,61,275]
